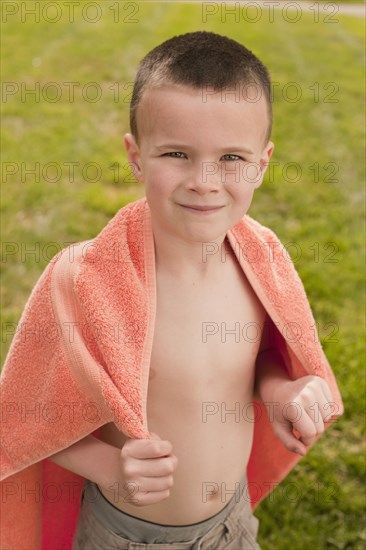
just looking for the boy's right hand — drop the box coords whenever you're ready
[118,432,178,507]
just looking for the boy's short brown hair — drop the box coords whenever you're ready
[130,31,273,148]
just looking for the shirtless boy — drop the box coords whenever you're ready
[49,32,336,549]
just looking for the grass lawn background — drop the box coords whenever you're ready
[1,2,365,549]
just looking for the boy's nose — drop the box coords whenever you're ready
[185,162,221,194]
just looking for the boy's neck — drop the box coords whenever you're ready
[151,225,233,282]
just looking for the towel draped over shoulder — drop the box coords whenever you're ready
[0,197,343,549]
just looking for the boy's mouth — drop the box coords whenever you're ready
[179,204,224,213]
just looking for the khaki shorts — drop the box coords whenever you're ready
[72,474,261,550]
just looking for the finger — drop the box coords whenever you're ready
[324,400,343,420]
[320,384,341,420]
[129,439,173,459]
[138,474,174,493]
[135,455,178,477]
[319,378,334,405]
[310,381,338,426]
[291,409,318,447]
[306,400,325,437]
[273,420,307,455]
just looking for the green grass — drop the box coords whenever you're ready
[1,2,365,549]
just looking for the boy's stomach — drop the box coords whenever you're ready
[97,380,255,525]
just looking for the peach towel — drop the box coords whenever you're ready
[0,197,343,549]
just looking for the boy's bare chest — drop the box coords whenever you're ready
[148,257,266,396]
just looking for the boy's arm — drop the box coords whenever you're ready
[48,435,123,491]
[253,315,335,456]
[253,347,289,403]
[48,433,179,507]
[253,314,288,402]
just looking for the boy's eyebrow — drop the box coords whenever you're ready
[154,144,255,154]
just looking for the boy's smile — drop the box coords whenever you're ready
[124,84,274,276]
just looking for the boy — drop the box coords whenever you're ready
[1,32,343,550]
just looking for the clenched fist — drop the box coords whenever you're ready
[263,375,339,455]
[117,432,178,507]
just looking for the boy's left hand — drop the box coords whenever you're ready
[262,375,335,456]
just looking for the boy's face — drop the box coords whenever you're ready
[124,84,274,244]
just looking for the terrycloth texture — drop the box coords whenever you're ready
[0,197,343,550]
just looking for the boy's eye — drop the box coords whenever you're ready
[163,152,187,158]
[162,152,246,161]
[222,154,245,161]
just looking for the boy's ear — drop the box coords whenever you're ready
[254,140,275,189]
[124,133,143,182]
